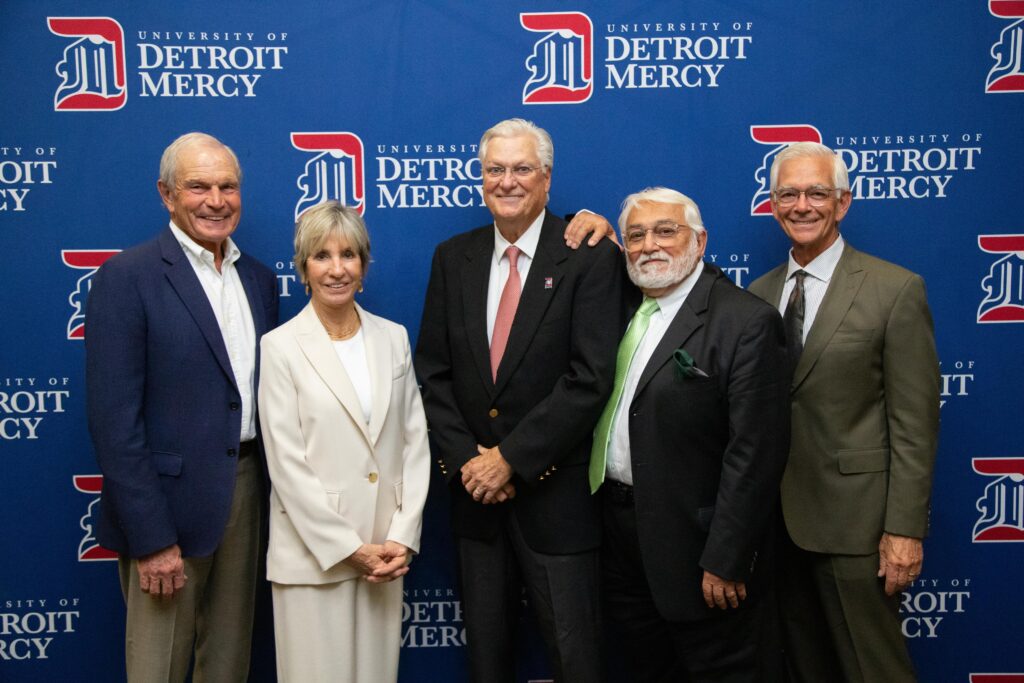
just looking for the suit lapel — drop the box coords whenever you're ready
[633,265,716,399]
[159,229,237,389]
[494,212,564,393]
[461,228,496,398]
[360,305,393,447]
[293,304,373,446]
[793,245,866,391]
[236,256,267,337]
[760,265,787,311]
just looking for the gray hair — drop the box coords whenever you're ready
[618,187,707,236]
[159,132,242,188]
[293,201,371,284]
[769,141,850,192]
[479,118,554,170]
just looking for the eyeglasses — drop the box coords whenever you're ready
[484,165,542,179]
[624,221,687,252]
[773,187,840,207]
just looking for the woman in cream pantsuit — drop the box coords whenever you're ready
[258,201,429,682]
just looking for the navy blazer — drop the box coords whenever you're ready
[86,228,278,558]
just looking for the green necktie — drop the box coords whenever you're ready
[589,297,660,493]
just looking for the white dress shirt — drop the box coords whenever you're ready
[169,222,258,441]
[606,261,705,485]
[486,211,544,344]
[779,236,845,344]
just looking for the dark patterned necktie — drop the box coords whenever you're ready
[783,270,807,370]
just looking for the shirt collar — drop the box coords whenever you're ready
[493,210,544,262]
[169,220,241,268]
[788,234,844,283]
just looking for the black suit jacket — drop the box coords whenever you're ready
[624,264,789,621]
[415,210,626,554]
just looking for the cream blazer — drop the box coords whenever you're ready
[258,302,430,584]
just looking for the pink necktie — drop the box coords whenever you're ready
[490,246,522,381]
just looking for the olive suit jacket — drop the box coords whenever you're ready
[748,244,939,555]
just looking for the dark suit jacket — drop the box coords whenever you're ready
[86,227,279,558]
[748,244,939,555]
[415,210,626,554]
[624,264,789,621]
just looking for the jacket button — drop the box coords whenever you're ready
[227,448,237,457]
[368,472,378,483]
[488,408,499,418]
[229,402,239,410]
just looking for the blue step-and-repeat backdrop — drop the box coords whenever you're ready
[1,1,1023,681]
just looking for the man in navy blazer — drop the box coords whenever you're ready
[86,132,278,682]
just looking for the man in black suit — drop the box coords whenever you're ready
[416,118,625,682]
[590,187,789,681]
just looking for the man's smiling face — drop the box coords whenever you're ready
[772,154,851,265]
[481,134,551,234]
[159,142,242,254]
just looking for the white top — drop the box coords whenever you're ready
[607,261,705,485]
[780,236,846,344]
[486,210,544,344]
[331,327,372,424]
[169,221,257,441]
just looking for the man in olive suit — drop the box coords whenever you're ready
[748,142,940,682]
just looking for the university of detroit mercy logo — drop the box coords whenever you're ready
[986,0,1024,93]
[972,458,1024,542]
[748,124,822,216]
[62,249,120,340]
[291,132,365,219]
[73,475,117,561]
[977,234,1024,323]
[520,12,593,104]
[47,17,127,111]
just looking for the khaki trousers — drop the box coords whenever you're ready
[118,453,263,683]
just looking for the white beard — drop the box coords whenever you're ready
[625,237,703,290]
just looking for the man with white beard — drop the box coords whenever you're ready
[590,187,790,681]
